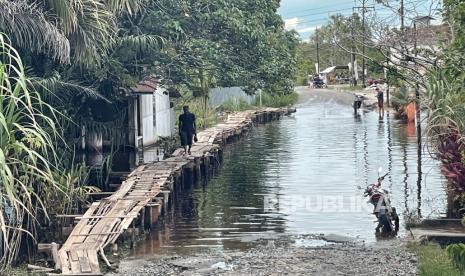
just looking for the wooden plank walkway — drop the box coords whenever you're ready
[53,108,294,275]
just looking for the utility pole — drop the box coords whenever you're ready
[353,1,374,88]
[361,0,366,87]
[316,27,320,74]
[413,19,422,175]
[400,0,405,31]
[350,10,357,86]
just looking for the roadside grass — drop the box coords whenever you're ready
[409,242,461,276]
[254,92,298,107]
[218,97,254,112]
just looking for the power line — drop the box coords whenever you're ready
[282,8,353,20]
[280,2,356,16]
[291,13,354,26]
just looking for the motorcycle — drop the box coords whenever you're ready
[313,78,327,89]
[353,94,364,113]
[363,168,399,235]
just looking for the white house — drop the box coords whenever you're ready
[127,76,177,150]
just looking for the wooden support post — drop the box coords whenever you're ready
[111,243,118,256]
[144,205,152,229]
[144,202,161,229]
[218,149,224,163]
[139,207,145,231]
[203,156,210,181]
[183,165,194,188]
[194,159,202,185]
[160,191,170,215]
[38,243,61,269]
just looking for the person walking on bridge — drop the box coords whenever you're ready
[179,105,197,155]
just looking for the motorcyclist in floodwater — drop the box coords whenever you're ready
[364,170,399,235]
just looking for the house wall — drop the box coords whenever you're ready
[155,88,175,138]
[137,87,175,148]
[139,94,156,146]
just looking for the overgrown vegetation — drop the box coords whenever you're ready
[254,92,298,108]
[410,243,461,276]
[447,243,465,273]
[0,34,61,269]
[218,97,253,112]
[158,136,180,157]
[420,0,465,218]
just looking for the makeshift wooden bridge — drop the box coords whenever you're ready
[48,108,295,275]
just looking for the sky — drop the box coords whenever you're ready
[278,0,442,41]
[278,0,355,40]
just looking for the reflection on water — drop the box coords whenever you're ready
[129,95,447,258]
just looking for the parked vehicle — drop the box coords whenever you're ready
[363,168,399,234]
[312,76,327,88]
[353,94,365,113]
[367,78,385,86]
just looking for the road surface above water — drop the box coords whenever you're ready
[109,87,445,275]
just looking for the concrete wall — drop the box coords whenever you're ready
[209,87,256,107]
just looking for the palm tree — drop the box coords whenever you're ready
[0,0,142,66]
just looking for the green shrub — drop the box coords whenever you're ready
[447,243,465,272]
[158,135,180,156]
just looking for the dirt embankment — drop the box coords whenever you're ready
[107,238,417,276]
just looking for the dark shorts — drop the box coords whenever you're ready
[180,131,194,146]
[378,101,384,108]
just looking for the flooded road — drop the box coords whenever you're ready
[128,87,446,258]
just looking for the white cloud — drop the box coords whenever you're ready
[296,26,318,34]
[284,17,299,30]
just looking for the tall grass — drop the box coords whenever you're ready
[410,243,461,276]
[218,97,253,112]
[254,92,298,108]
[0,34,62,270]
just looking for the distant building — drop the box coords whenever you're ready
[412,15,435,27]
[384,17,452,73]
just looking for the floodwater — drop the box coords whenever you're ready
[128,87,447,257]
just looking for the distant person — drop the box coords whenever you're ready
[376,87,384,114]
[179,105,197,155]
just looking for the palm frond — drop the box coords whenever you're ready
[104,0,142,15]
[0,0,70,63]
[68,0,117,66]
[43,0,78,34]
[118,34,165,54]
[32,72,110,102]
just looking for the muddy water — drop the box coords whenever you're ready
[128,88,446,257]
